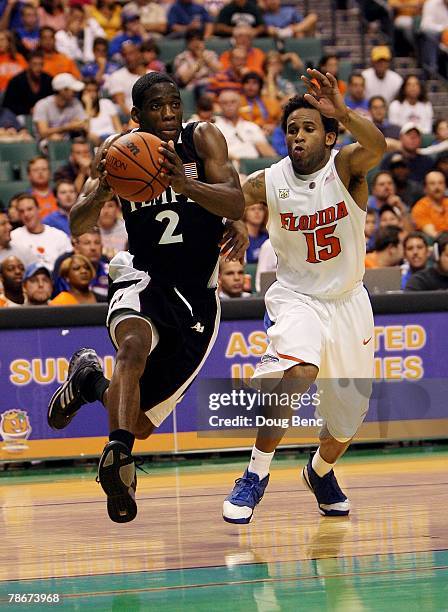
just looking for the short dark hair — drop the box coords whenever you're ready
[368,95,386,108]
[39,26,55,36]
[404,231,428,249]
[140,40,160,56]
[16,193,39,208]
[374,226,400,252]
[71,136,90,147]
[242,71,263,88]
[93,36,108,50]
[132,73,178,109]
[54,179,75,194]
[27,156,48,172]
[196,94,213,112]
[281,95,339,141]
[28,50,44,61]
[379,203,400,219]
[366,206,377,216]
[186,28,204,42]
[371,170,393,188]
[318,54,339,72]
[348,72,365,85]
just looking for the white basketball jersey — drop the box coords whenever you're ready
[265,150,366,298]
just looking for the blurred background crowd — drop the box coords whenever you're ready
[0,0,447,306]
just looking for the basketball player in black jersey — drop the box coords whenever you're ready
[46,73,246,523]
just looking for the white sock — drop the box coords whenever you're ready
[248,446,274,480]
[311,448,335,477]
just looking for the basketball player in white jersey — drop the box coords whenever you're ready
[223,68,387,523]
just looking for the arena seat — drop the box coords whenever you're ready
[0,142,39,178]
[181,89,196,120]
[0,180,31,203]
[252,38,276,54]
[158,39,186,65]
[47,141,72,165]
[245,262,258,294]
[338,61,353,82]
[239,157,281,175]
[205,38,231,56]
[0,161,13,182]
[283,38,322,67]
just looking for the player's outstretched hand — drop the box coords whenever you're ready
[220,219,249,263]
[301,68,348,122]
[159,141,187,193]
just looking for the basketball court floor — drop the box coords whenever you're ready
[1,447,447,610]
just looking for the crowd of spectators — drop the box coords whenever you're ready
[0,0,447,305]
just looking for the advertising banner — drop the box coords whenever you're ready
[0,312,447,460]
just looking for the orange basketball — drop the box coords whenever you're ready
[105,131,169,202]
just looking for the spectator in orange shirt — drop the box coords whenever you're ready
[220,26,265,75]
[207,46,247,95]
[365,226,403,269]
[38,26,82,79]
[0,30,27,92]
[50,254,98,305]
[412,171,448,238]
[239,71,281,135]
[27,156,58,218]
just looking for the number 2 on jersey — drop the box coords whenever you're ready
[155,210,183,244]
[304,224,341,263]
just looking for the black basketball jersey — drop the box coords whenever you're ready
[119,122,225,290]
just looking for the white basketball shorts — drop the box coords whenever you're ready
[252,282,375,441]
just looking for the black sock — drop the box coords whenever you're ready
[109,429,135,452]
[81,370,110,404]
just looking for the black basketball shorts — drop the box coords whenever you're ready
[106,251,220,426]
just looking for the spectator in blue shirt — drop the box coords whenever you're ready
[264,0,317,38]
[43,180,77,236]
[168,0,213,39]
[0,105,23,131]
[344,73,369,118]
[14,3,40,58]
[244,203,268,263]
[0,0,25,31]
[109,13,144,60]
[81,37,120,86]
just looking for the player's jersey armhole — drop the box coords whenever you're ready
[331,153,367,218]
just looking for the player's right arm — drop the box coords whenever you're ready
[70,134,120,236]
[242,170,267,208]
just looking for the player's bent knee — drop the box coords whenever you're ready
[116,335,150,373]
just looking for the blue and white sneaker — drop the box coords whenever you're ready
[223,469,270,524]
[302,454,350,516]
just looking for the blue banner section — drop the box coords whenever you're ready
[0,312,447,454]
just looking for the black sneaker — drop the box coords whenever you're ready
[98,441,137,523]
[47,348,103,430]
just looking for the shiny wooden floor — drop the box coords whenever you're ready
[1,448,447,610]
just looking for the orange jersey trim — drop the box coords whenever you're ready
[277,352,305,363]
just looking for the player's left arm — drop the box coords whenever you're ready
[302,68,386,210]
[159,122,245,220]
[334,111,387,208]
